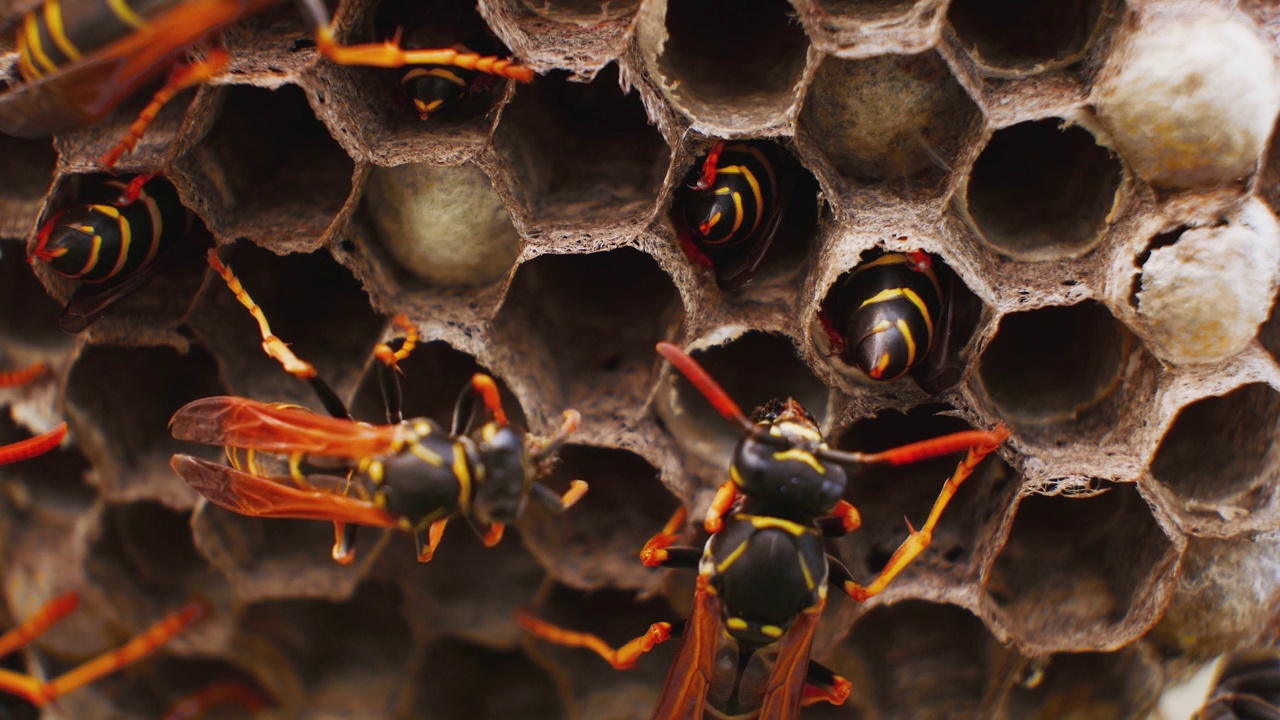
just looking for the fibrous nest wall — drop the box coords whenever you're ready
[1,0,1279,717]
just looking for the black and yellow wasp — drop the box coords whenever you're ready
[0,0,534,169]
[28,174,195,332]
[398,32,504,120]
[673,140,792,290]
[168,251,587,563]
[521,342,1009,720]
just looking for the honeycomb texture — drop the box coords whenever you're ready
[0,0,1278,717]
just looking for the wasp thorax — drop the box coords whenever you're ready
[471,424,530,525]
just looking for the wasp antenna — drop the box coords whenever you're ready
[656,342,756,436]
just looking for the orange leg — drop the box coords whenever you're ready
[469,374,508,426]
[100,50,231,171]
[820,426,1010,468]
[656,342,756,435]
[372,314,419,372]
[0,361,48,388]
[640,506,688,567]
[315,25,534,82]
[116,173,160,205]
[414,517,450,563]
[206,250,317,381]
[0,592,79,659]
[0,423,67,466]
[517,611,672,670]
[703,480,738,534]
[693,140,727,190]
[802,675,852,707]
[481,522,505,547]
[842,425,1010,602]
[162,680,271,720]
[817,499,861,537]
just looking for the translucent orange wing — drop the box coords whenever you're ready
[755,596,825,720]
[171,454,402,527]
[170,397,399,458]
[651,576,718,720]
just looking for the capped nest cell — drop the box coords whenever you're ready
[3,0,1279,716]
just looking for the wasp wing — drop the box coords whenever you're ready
[171,454,401,527]
[58,234,195,332]
[650,577,719,720]
[170,397,399,458]
[755,596,826,720]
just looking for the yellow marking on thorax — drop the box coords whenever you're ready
[715,538,750,574]
[106,0,147,29]
[410,442,444,467]
[452,443,472,513]
[726,618,748,632]
[413,420,432,437]
[44,0,81,60]
[22,14,58,76]
[482,423,497,443]
[729,464,744,489]
[797,553,815,592]
[747,515,810,537]
[368,460,385,484]
[771,448,825,474]
[760,625,783,639]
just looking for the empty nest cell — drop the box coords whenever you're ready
[961,119,1123,260]
[996,648,1161,720]
[85,503,208,613]
[493,65,668,225]
[834,406,1017,584]
[99,656,274,720]
[1150,383,1280,512]
[181,84,354,245]
[829,601,996,720]
[492,247,681,409]
[0,412,92,512]
[65,343,225,507]
[641,0,809,129]
[976,300,1144,437]
[799,51,981,200]
[516,0,641,22]
[811,0,927,23]
[946,0,1114,76]
[520,444,680,590]
[656,331,829,467]
[0,242,68,350]
[409,638,564,720]
[0,136,55,237]
[984,482,1176,652]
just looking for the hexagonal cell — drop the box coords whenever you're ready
[669,139,820,289]
[493,65,668,225]
[1150,383,1280,515]
[995,648,1161,720]
[240,581,411,716]
[521,444,680,590]
[53,73,200,173]
[360,162,520,289]
[637,0,810,130]
[811,0,931,24]
[656,331,828,467]
[835,406,1018,586]
[308,0,514,162]
[492,248,682,410]
[959,119,1123,261]
[65,344,226,508]
[976,301,1150,439]
[407,638,564,719]
[817,250,984,392]
[0,135,55,237]
[799,51,981,200]
[984,482,1177,652]
[946,0,1116,77]
[1261,289,1280,367]
[0,240,68,351]
[180,84,355,246]
[517,0,640,23]
[188,242,382,407]
[0,412,92,513]
[827,601,997,720]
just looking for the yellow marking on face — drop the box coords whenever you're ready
[106,0,147,29]
[410,442,444,467]
[482,423,497,443]
[44,0,81,60]
[23,14,58,76]
[771,448,825,474]
[452,443,472,513]
[748,515,810,536]
[761,625,784,639]
[715,538,750,573]
[767,422,822,443]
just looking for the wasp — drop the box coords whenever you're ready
[0,361,66,467]
[0,0,535,170]
[819,248,971,391]
[1195,649,1280,720]
[399,31,504,120]
[673,140,792,290]
[27,174,196,333]
[0,591,203,714]
[169,250,587,563]
[521,342,1009,719]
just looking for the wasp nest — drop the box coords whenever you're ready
[1,0,1279,717]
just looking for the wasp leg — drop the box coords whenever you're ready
[528,409,581,463]
[816,499,862,538]
[372,315,419,425]
[838,426,1010,602]
[0,361,48,388]
[640,507,701,568]
[0,592,79,659]
[529,479,589,513]
[314,25,534,82]
[116,173,160,205]
[692,140,727,190]
[703,480,738,534]
[0,423,67,466]
[517,612,674,670]
[481,522,505,547]
[816,425,1010,469]
[816,307,847,358]
[0,600,205,707]
[161,680,271,720]
[676,225,716,272]
[101,49,231,171]
[801,659,853,707]
[413,517,450,563]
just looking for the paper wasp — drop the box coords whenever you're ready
[1195,649,1280,720]
[0,591,203,715]
[673,140,792,290]
[398,31,504,120]
[0,0,535,170]
[169,250,587,563]
[521,342,1009,719]
[27,174,196,333]
[0,360,66,467]
[819,248,974,391]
